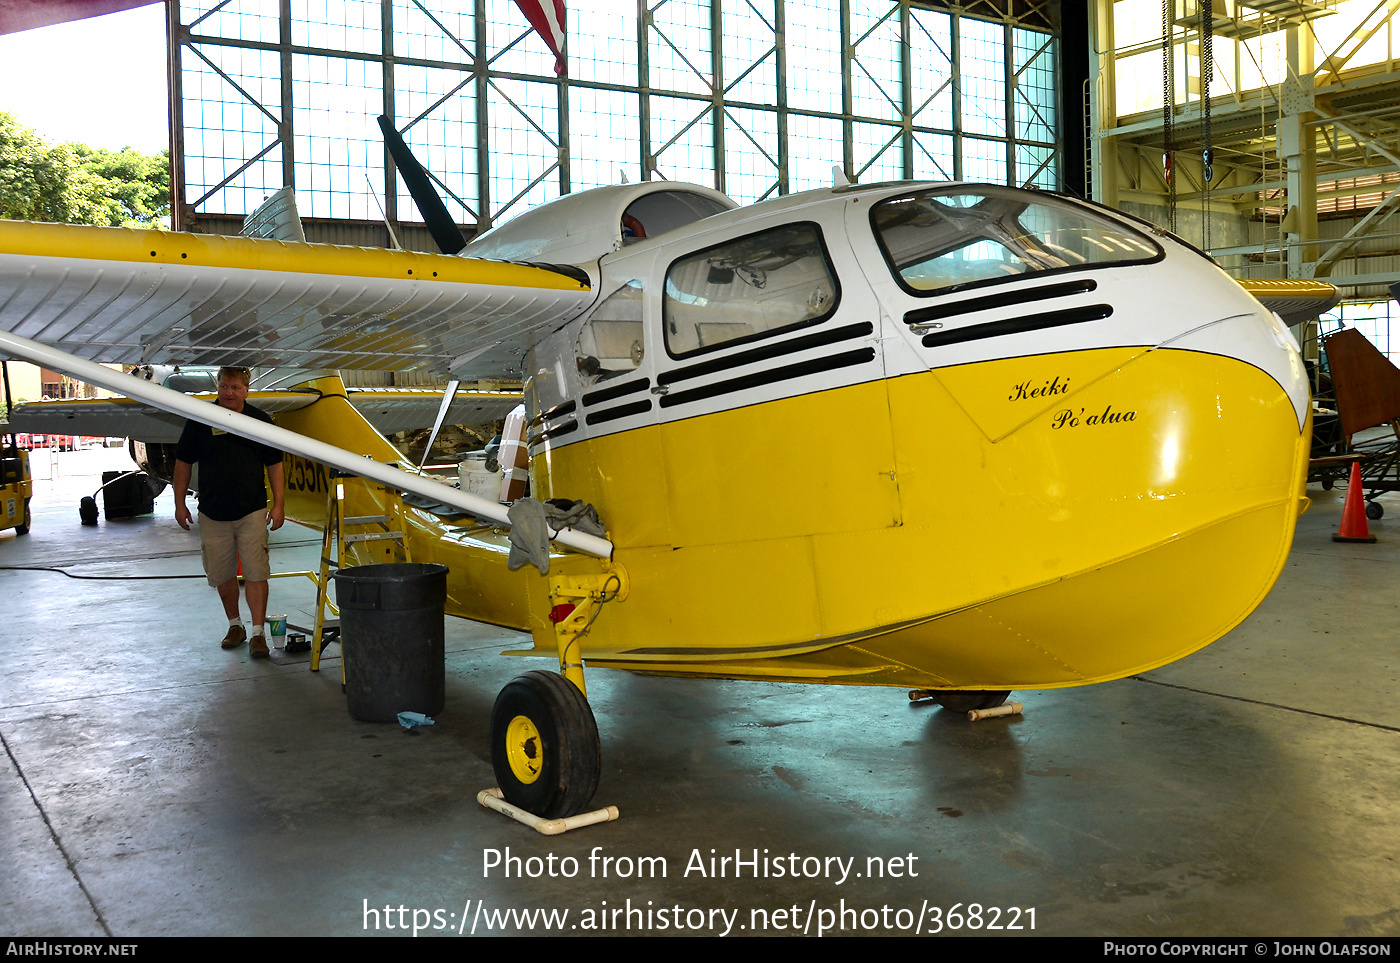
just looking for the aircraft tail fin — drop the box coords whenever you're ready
[271,373,411,529]
[240,187,306,243]
[1324,327,1400,441]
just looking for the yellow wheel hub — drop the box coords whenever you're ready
[505,714,543,784]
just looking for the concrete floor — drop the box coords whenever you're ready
[2,448,1399,937]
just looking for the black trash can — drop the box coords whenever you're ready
[331,562,449,723]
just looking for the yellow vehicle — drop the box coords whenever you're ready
[1,361,32,536]
[0,177,1332,820]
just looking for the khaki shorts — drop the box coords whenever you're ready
[199,510,271,586]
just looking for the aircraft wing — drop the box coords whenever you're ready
[10,386,523,443]
[344,387,522,434]
[8,391,320,443]
[0,221,593,380]
[1237,278,1341,325]
[9,396,186,441]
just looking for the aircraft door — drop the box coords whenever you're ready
[527,257,672,550]
[841,195,928,379]
[649,207,902,547]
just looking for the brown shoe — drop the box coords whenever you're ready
[249,633,269,659]
[221,625,247,649]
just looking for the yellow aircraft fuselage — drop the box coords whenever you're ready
[276,189,1309,696]
[277,335,1306,694]
[529,349,1307,690]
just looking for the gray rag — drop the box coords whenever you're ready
[506,498,607,575]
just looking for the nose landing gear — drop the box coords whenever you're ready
[488,568,624,820]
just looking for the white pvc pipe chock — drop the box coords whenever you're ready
[477,787,620,835]
[968,701,1024,722]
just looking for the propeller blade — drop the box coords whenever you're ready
[378,115,468,255]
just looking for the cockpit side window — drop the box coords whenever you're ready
[577,280,645,387]
[663,222,839,358]
[871,187,1161,295]
[165,371,219,393]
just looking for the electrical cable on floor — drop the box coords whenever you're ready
[0,727,112,936]
[0,566,207,580]
[0,538,323,576]
[1135,676,1400,733]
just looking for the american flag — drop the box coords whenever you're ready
[513,0,567,76]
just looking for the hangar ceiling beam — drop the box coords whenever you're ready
[1282,21,1318,278]
[1299,104,1400,277]
[1090,0,1400,299]
[1314,0,1400,86]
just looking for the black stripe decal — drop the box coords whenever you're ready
[658,321,875,387]
[921,304,1113,348]
[533,420,578,443]
[585,399,653,425]
[906,279,1098,327]
[582,377,649,406]
[659,348,876,408]
[530,399,576,427]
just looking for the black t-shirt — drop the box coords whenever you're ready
[175,403,283,522]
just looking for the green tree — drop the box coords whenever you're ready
[0,113,169,228]
[71,143,170,227]
[0,112,87,222]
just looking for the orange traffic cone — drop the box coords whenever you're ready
[1334,461,1377,543]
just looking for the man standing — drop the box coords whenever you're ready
[173,366,286,658]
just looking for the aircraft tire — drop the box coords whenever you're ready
[79,496,99,527]
[14,498,30,536]
[936,690,1011,713]
[1367,501,1384,520]
[491,670,600,819]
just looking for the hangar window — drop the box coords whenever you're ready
[173,3,1063,234]
[663,223,839,358]
[872,187,1161,295]
[577,281,645,386]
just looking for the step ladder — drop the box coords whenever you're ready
[310,473,412,673]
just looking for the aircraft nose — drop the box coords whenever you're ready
[1156,304,1311,434]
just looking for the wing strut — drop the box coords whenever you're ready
[420,379,459,469]
[0,329,612,560]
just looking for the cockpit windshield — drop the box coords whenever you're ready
[871,187,1161,295]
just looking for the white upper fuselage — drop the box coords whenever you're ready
[462,181,737,265]
[519,181,1309,457]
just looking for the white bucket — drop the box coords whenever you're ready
[458,453,503,502]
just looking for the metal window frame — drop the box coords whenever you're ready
[171,0,1063,239]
